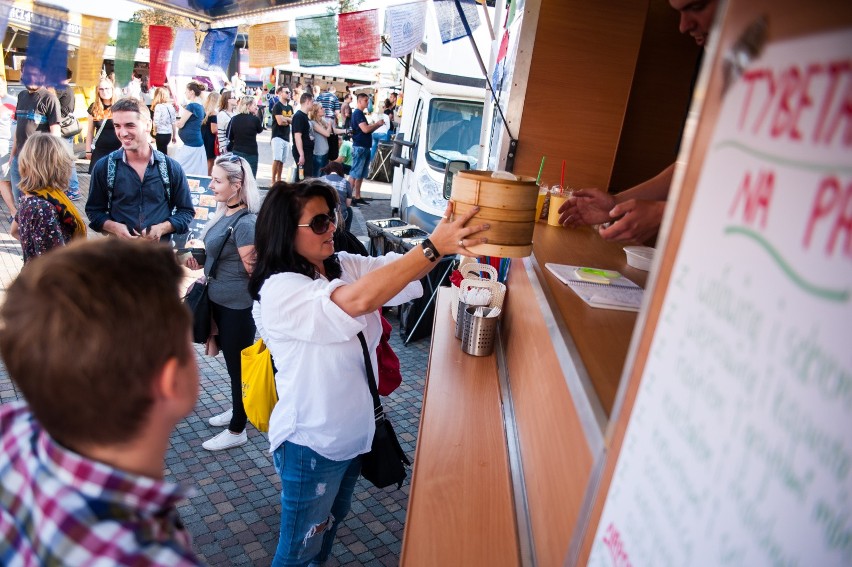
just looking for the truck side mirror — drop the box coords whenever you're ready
[390,132,413,169]
[443,160,470,200]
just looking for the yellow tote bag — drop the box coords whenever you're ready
[241,338,277,432]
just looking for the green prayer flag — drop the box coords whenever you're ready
[115,21,143,88]
[296,15,340,67]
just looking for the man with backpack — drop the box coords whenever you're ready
[86,97,194,242]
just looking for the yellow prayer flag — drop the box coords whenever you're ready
[248,22,290,68]
[76,15,111,89]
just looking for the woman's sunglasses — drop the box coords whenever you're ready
[297,213,336,235]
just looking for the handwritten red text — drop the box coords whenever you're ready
[603,523,634,567]
[803,176,852,257]
[738,60,852,146]
[729,169,775,229]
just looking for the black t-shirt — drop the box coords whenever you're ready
[14,88,60,152]
[351,108,371,148]
[271,101,293,140]
[291,110,314,158]
[57,86,75,117]
[228,113,263,155]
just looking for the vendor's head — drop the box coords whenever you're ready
[249,180,341,299]
[670,0,719,47]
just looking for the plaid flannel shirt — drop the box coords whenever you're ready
[0,402,203,566]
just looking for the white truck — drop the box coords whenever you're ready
[389,3,491,232]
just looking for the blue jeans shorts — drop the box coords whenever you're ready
[349,146,370,180]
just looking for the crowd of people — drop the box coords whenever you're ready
[0,65,472,566]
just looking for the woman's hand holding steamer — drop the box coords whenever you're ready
[429,201,489,257]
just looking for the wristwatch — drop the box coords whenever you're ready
[421,238,441,262]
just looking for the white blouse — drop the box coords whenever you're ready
[254,252,422,461]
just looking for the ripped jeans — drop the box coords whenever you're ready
[272,441,361,566]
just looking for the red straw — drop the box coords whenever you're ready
[560,159,566,192]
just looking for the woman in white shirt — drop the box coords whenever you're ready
[248,180,487,566]
[151,87,177,155]
[217,90,237,155]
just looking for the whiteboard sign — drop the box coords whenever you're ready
[589,28,852,566]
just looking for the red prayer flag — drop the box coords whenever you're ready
[497,29,509,62]
[338,10,380,65]
[148,26,174,87]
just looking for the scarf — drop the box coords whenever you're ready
[30,187,87,239]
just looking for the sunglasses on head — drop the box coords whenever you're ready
[297,213,336,235]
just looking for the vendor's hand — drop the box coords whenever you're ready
[429,201,489,256]
[559,188,615,228]
[185,256,202,270]
[598,199,665,244]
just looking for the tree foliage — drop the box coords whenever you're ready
[327,0,364,15]
[129,9,205,49]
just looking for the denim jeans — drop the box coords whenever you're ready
[233,151,258,177]
[370,131,389,164]
[9,155,20,203]
[312,153,328,176]
[272,441,361,566]
[63,137,79,194]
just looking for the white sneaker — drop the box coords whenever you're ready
[208,408,233,427]
[202,429,248,451]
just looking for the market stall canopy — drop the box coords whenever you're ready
[131,0,329,22]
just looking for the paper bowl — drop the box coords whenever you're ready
[624,246,655,271]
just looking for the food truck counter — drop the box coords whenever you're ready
[402,222,648,565]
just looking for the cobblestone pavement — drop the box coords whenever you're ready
[0,138,431,566]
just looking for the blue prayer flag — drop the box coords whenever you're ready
[198,27,238,75]
[433,0,481,44]
[22,3,69,88]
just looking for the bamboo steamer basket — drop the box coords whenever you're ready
[450,170,539,257]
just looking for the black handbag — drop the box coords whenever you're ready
[59,114,82,138]
[183,212,247,344]
[357,331,411,489]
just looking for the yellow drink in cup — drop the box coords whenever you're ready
[535,185,549,221]
[548,186,570,226]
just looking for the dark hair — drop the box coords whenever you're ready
[111,96,150,120]
[357,93,369,102]
[0,239,191,448]
[320,161,344,176]
[186,81,204,97]
[300,92,313,105]
[248,180,341,300]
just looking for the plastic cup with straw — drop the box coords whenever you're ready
[548,159,568,226]
[535,156,548,221]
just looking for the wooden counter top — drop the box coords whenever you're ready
[530,222,648,416]
[401,289,519,566]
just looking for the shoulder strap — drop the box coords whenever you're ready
[107,150,172,207]
[209,210,249,279]
[357,331,383,423]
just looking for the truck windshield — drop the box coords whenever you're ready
[425,99,483,171]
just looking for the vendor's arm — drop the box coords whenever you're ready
[331,203,488,317]
[560,163,675,229]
